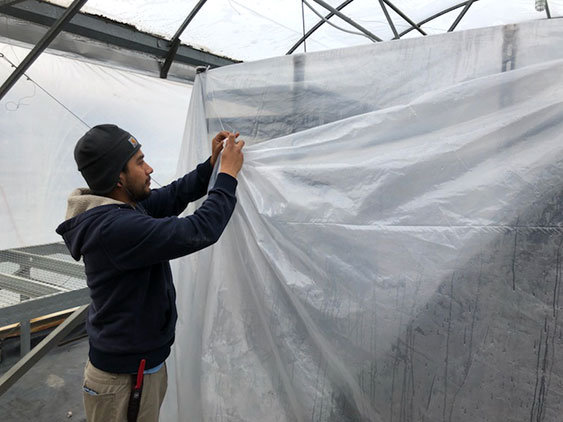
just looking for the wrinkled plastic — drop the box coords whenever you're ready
[164,20,563,422]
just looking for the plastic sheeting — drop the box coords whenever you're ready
[164,19,563,422]
[0,41,192,250]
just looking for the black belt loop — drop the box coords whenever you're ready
[127,359,146,422]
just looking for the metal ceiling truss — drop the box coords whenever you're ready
[0,0,556,85]
[287,0,492,54]
[382,0,427,35]
[307,0,382,42]
[287,0,354,55]
[0,0,236,88]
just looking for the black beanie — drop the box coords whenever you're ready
[74,124,142,195]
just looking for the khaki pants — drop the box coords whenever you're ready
[83,360,167,422]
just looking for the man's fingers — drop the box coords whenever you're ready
[225,133,236,147]
[235,139,245,150]
[214,130,231,142]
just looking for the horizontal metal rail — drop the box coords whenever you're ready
[0,288,89,327]
[0,250,86,279]
[0,272,63,297]
[14,242,70,256]
[0,304,89,396]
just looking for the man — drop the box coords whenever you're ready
[56,124,244,421]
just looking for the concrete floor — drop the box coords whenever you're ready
[0,336,88,422]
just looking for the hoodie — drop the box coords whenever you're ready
[56,159,237,373]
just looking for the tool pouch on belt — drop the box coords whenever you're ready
[127,359,146,422]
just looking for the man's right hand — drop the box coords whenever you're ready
[219,132,245,178]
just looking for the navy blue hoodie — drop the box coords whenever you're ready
[56,159,237,373]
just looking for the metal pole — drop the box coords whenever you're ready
[309,0,382,42]
[448,0,477,32]
[382,0,426,36]
[0,0,88,102]
[545,0,552,18]
[160,0,208,79]
[19,319,30,357]
[287,0,355,55]
[397,1,479,38]
[378,0,399,39]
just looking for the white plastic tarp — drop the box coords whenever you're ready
[0,42,192,250]
[165,20,563,422]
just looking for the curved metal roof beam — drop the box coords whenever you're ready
[286,0,355,55]
[161,0,208,78]
[382,0,426,36]
[448,0,477,32]
[397,1,479,38]
[0,0,88,101]
[287,0,473,55]
[308,0,382,42]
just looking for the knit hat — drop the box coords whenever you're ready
[74,124,141,195]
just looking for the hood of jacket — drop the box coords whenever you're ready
[56,188,128,261]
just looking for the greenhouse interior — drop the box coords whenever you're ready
[1,0,563,421]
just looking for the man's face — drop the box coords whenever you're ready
[121,148,153,202]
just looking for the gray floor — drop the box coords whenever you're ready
[0,337,88,421]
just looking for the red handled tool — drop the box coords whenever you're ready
[127,358,146,422]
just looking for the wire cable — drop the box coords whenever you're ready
[0,52,91,129]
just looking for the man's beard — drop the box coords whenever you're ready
[124,182,151,202]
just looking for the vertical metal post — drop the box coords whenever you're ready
[0,0,88,102]
[20,319,30,357]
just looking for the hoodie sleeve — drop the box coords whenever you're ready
[99,173,237,270]
[140,158,213,218]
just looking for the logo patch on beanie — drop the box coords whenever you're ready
[127,136,138,148]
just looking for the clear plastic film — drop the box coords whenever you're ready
[165,20,563,422]
[0,42,191,250]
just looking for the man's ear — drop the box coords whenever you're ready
[116,172,125,188]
